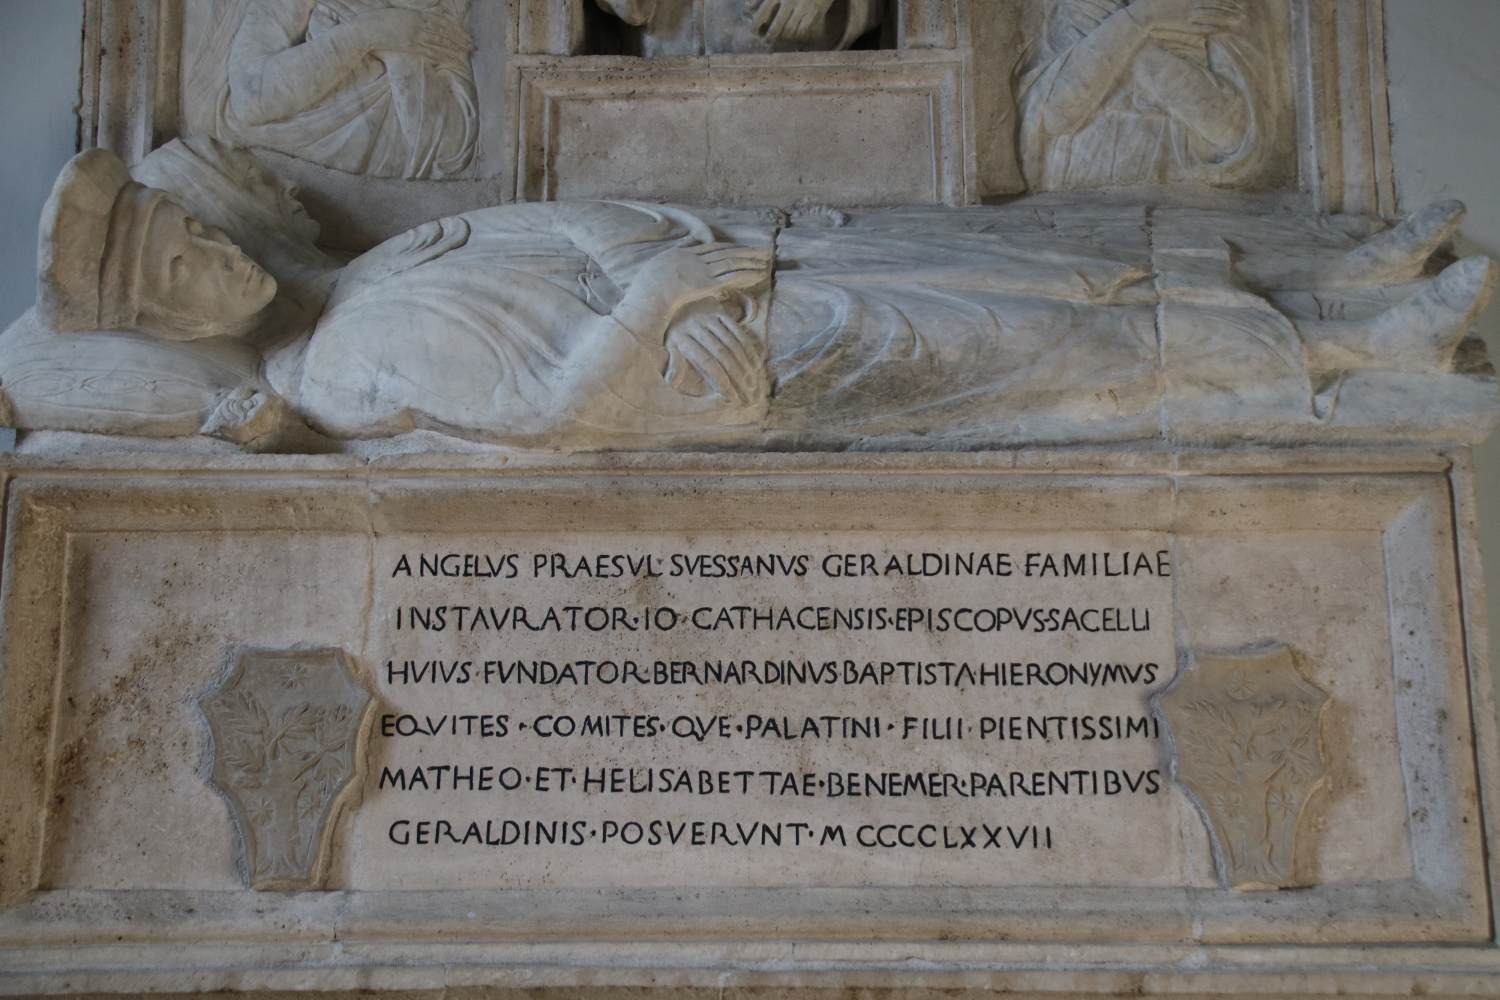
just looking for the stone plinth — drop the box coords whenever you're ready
[0,446,1495,997]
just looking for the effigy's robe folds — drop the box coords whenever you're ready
[2,2,1500,997]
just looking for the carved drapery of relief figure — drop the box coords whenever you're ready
[183,0,479,180]
[592,0,883,55]
[1019,0,1288,192]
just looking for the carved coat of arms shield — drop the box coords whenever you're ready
[201,648,375,891]
[1155,644,1331,891]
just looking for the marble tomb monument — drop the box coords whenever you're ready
[0,1,1498,997]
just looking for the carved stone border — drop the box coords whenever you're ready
[513,50,971,205]
[1290,0,1397,215]
[80,0,183,165]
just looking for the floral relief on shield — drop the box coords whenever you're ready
[201,648,375,891]
[1155,644,1331,891]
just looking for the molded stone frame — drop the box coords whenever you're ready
[0,448,1496,995]
[1290,0,1397,216]
[510,0,975,205]
[512,49,972,205]
[81,0,184,165]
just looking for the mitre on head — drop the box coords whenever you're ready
[36,148,166,333]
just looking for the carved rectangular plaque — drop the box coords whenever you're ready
[514,51,970,205]
[0,455,1494,994]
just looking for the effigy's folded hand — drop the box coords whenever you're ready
[666,311,769,407]
[636,242,774,313]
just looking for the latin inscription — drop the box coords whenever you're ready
[356,532,1185,889]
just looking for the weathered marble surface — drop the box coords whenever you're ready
[0,449,1493,997]
[1,144,1495,454]
[5,3,1497,997]
[79,2,1394,241]
[182,0,481,179]
[1019,0,1295,193]
[511,50,970,206]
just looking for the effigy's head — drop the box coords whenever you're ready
[37,149,277,340]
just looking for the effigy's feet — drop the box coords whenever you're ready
[1230,200,1466,293]
[1338,199,1467,286]
[1367,255,1497,369]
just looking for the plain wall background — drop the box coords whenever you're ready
[0,0,82,328]
[0,0,1495,702]
[1385,0,1500,705]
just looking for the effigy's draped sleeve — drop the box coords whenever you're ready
[296,202,714,440]
[299,206,604,437]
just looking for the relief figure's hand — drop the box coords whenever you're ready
[597,0,658,27]
[355,8,472,65]
[410,12,472,68]
[1188,0,1246,32]
[1129,0,1242,35]
[352,9,425,50]
[747,0,837,44]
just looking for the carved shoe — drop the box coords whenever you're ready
[1340,199,1467,286]
[1367,255,1498,370]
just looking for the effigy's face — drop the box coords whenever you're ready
[142,200,278,330]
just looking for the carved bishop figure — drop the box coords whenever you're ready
[1,147,1496,451]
